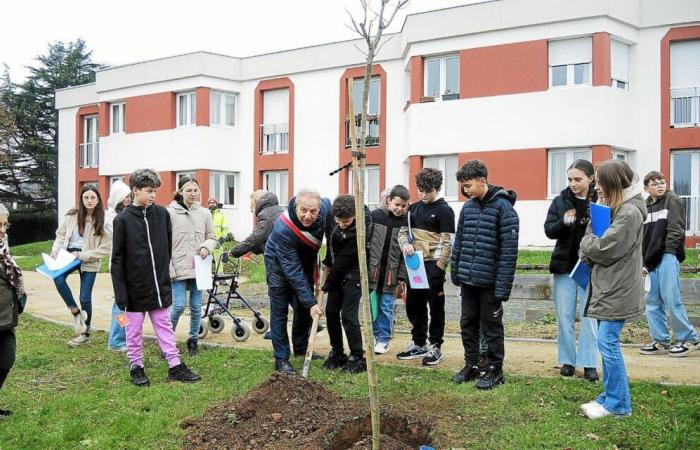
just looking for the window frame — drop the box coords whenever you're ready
[348,165,381,207]
[422,155,459,201]
[670,150,700,235]
[423,54,460,99]
[547,148,592,198]
[210,91,237,128]
[110,175,125,185]
[176,171,196,185]
[548,63,591,89]
[110,102,125,134]
[209,171,239,208]
[263,170,289,206]
[176,91,196,128]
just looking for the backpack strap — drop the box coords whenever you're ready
[279,211,322,251]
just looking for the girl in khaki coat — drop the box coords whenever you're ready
[51,185,111,347]
[167,176,217,356]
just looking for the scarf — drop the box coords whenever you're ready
[0,239,26,301]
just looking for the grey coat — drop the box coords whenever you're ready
[579,185,647,321]
[230,192,284,257]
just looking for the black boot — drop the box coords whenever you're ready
[560,364,575,377]
[342,355,367,374]
[0,409,12,418]
[322,350,348,370]
[475,365,504,390]
[130,365,150,387]
[584,367,599,382]
[167,363,201,383]
[187,338,199,356]
[452,365,481,384]
[275,359,297,375]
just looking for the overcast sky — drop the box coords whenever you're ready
[2,0,487,82]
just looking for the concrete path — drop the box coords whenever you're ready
[22,272,700,385]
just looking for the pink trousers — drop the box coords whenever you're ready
[125,307,181,368]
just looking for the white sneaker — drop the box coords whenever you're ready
[68,333,90,347]
[374,342,390,354]
[583,402,612,419]
[580,401,598,413]
[72,311,84,335]
[669,341,700,357]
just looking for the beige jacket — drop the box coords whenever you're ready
[51,213,111,272]
[167,201,218,281]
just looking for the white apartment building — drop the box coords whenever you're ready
[55,0,700,247]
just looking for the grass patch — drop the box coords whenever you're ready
[2,316,699,449]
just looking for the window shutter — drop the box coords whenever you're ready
[549,37,592,66]
[263,88,289,125]
[671,40,700,88]
[611,40,629,82]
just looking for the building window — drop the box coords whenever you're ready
[670,40,700,127]
[110,175,125,185]
[348,165,381,207]
[80,181,98,190]
[346,76,380,147]
[211,92,236,127]
[261,89,289,154]
[423,155,458,200]
[262,123,289,154]
[263,170,288,206]
[547,148,592,197]
[110,102,125,134]
[548,37,592,88]
[176,171,196,185]
[176,92,196,127]
[424,54,459,99]
[80,116,99,168]
[671,151,700,234]
[611,40,630,90]
[210,172,238,207]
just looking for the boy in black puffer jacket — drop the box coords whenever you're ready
[451,160,519,390]
[321,195,367,374]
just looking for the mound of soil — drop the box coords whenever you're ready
[182,373,432,450]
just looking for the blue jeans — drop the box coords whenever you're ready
[170,279,203,340]
[108,303,127,349]
[552,274,598,367]
[372,292,395,343]
[596,320,632,415]
[53,265,97,329]
[645,253,700,345]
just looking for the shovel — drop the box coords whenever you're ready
[302,267,329,379]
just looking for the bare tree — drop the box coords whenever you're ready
[346,1,408,448]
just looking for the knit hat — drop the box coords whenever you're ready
[108,180,131,210]
[208,197,219,204]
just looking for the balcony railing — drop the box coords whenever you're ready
[345,114,380,148]
[679,195,700,234]
[260,123,289,154]
[671,87,700,126]
[79,142,99,168]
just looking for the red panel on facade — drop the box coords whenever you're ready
[407,155,423,202]
[195,87,210,127]
[409,56,424,104]
[592,145,612,165]
[592,32,612,87]
[125,92,176,134]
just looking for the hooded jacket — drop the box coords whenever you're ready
[397,197,455,270]
[579,185,647,321]
[230,192,285,257]
[368,205,407,295]
[110,204,173,312]
[166,201,217,281]
[451,185,520,301]
[264,196,331,307]
[642,190,686,271]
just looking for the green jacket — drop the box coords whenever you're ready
[579,185,647,321]
[211,208,229,241]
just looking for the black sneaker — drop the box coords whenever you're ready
[396,341,429,360]
[584,367,599,382]
[475,365,504,390]
[322,350,348,370]
[560,364,575,377]
[130,365,150,387]
[421,344,444,366]
[167,363,201,383]
[294,351,324,361]
[342,355,367,374]
[639,342,670,355]
[0,409,13,418]
[186,338,199,357]
[452,365,480,384]
[275,359,297,375]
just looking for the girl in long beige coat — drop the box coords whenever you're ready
[167,176,217,356]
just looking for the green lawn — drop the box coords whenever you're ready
[1,316,699,449]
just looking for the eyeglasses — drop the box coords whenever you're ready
[0,222,10,230]
[647,181,667,188]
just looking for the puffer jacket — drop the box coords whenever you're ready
[264,196,331,307]
[544,186,597,274]
[230,192,285,257]
[368,206,407,295]
[451,185,520,301]
[579,185,647,321]
[322,206,372,289]
[52,213,111,272]
[167,201,217,281]
[111,204,173,312]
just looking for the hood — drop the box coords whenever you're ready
[108,180,131,211]
[424,197,449,208]
[169,200,203,213]
[256,192,280,215]
[482,185,517,206]
[622,184,647,219]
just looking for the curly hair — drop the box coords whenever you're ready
[129,168,162,190]
[331,194,356,220]
[415,168,443,192]
[456,160,488,182]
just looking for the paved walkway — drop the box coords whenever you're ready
[23,272,700,385]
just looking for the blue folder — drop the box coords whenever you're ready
[37,258,80,279]
[590,203,611,238]
[569,258,591,289]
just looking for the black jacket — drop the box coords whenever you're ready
[322,208,372,290]
[544,187,596,274]
[230,192,285,257]
[111,204,173,312]
[0,263,18,332]
[642,190,686,271]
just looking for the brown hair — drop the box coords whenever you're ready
[595,160,635,213]
[643,171,665,186]
[67,184,105,237]
[173,176,200,204]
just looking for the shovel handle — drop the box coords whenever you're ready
[302,268,329,378]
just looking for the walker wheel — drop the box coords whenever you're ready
[232,324,251,342]
[198,319,209,339]
[208,315,225,333]
[253,316,270,334]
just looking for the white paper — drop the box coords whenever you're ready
[644,275,651,293]
[42,249,76,271]
[194,255,213,290]
[403,250,430,289]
